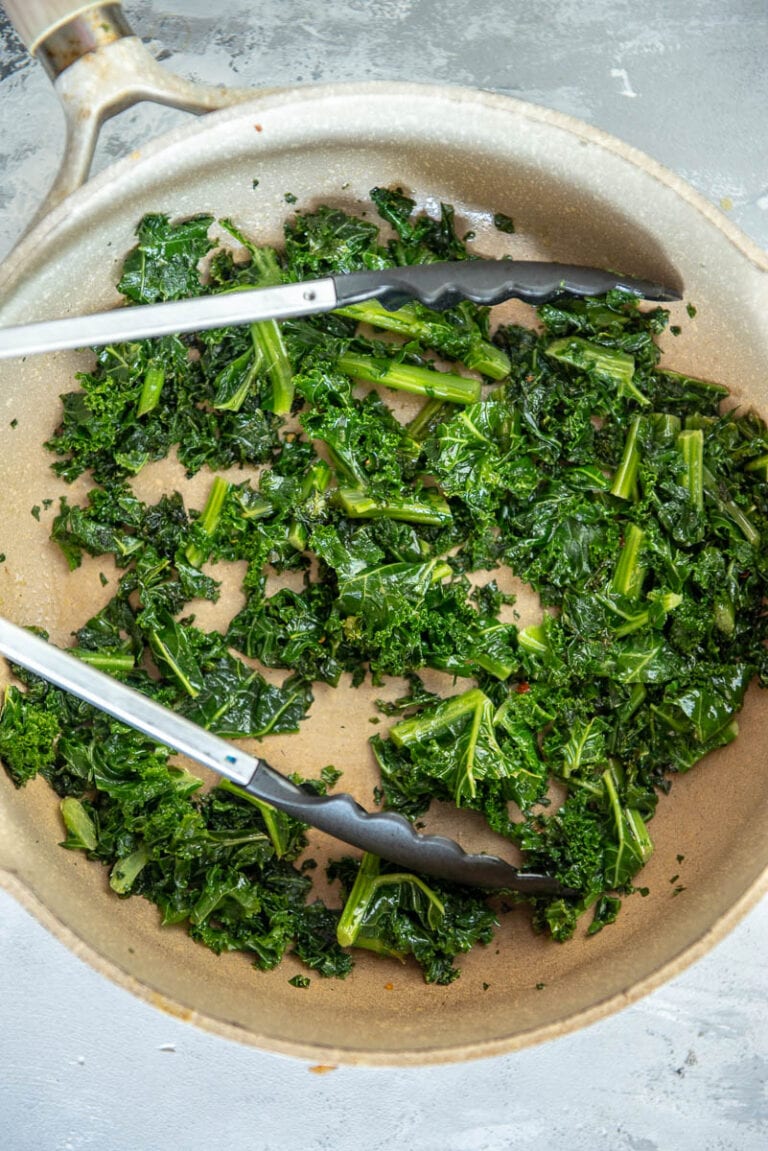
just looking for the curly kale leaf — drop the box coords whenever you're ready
[330,852,496,985]
[117,213,215,304]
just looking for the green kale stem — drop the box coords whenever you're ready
[219,237,295,414]
[610,416,642,501]
[336,851,444,950]
[677,428,704,510]
[287,460,332,550]
[216,778,294,858]
[407,396,451,442]
[70,648,136,674]
[713,563,737,635]
[335,486,453,526]
[702,465,760,546]
[545,336,648,406]
[334,299,511,380]
[608,685,647,753]
[136,365,165,417]
[744,451,768,479]
[601,767,653,888]
[60,797,97,851]
[517,623,549,655]
[252,319,295,414]
[212,345,263,412]
[184,476,230,568]
[611,591,682,638]
[337,351,482,405]
[300,460,332,501]
[213,240,292,414]
[110,843,150,894]
[662,369,729,400]
[389,687,486,749]
[610,524,645,598]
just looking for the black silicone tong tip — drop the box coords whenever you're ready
[241,763,573,897]
[333,259,682,312]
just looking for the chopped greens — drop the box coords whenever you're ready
[4,190,768,984]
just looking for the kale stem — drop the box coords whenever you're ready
[337,352,481,405]
[251,320,294,414]
[212,348,262,412]
[702,465,760,546]
[185,476,230,568]
[744,451,768,478]
[335,487,453,526]
[216,778,293,857]
[200,476,229,535]
[610,524,645,598]
[212,235,293,412]
[407,396,450,441]
[389,688,486,749]
[137,365,165,417]
[336,853,444,950]
[334,299,511,380]
[336,852,383,948]
[545,336,647,405]
[71,649,136,674]
[610,417,642,500]
[677,428,704,510]
[375,872,445,919]
[517,624,549,655]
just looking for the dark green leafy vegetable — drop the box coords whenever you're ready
[330,852,496,984]
[4,189,768,981]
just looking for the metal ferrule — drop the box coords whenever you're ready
[36,4,133,80]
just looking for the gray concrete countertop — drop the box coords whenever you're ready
[1,3,767,1148]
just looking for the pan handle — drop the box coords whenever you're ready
[2,1,260,231]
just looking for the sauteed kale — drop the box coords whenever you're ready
[3,188,768,982]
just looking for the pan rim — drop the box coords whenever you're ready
[2,80,767,288]
[1,861,765,1066]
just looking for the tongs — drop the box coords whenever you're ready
[0,260,677,894]
[0,617,568,895]
[0,260,679,359]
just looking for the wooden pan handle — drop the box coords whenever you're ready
[3,0,117,53]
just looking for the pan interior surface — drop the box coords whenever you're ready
[0,85,767,1064]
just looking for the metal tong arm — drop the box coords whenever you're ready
[0,618,566,895]
[0,258,680,360]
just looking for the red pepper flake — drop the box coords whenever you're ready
[384,982,394,991]
[254,123,263,132]
[516,682,531,694]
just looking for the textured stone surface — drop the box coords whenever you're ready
[1,2,767,1147]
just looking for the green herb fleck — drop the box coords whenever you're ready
[492,212,515,233]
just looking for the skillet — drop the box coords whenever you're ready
[0,0,767,1065]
